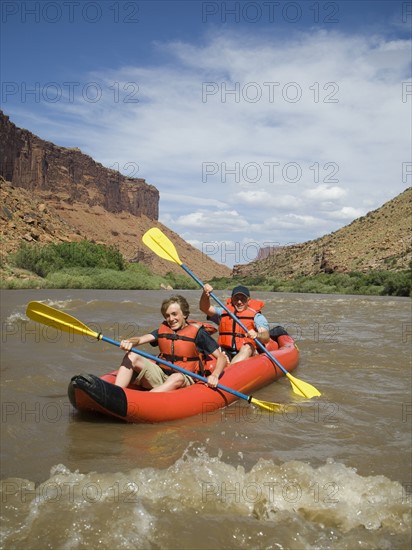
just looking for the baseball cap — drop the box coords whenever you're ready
[231,285,250,298]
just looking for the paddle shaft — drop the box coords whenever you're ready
[101,334,253,402]
[180,264,290,376]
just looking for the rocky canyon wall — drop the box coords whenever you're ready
[0,111,159,219]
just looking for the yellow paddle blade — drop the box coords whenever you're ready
[250,397,284,413]
[26,302,98,339]
[142,228,182,265]
[286,373,321,398]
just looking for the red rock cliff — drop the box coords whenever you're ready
[0,110,159,219]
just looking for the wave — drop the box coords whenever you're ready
[6,298,138,325]
[1,447,410,549]
[5,299,77,324]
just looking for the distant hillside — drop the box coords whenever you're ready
[233,187,412,278]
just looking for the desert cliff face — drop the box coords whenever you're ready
[0,110,159,219]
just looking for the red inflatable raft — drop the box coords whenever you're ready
[68,332,299,423]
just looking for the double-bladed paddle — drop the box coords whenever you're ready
[142,227,321,399]
[26,301,284,413]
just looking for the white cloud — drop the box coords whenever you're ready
[160,192,227,210]
[303,185,347,201]
[164,209,250,232]
[326,206,367,220]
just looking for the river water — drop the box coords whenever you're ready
[0,289,411,549]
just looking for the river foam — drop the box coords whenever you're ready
[1,447,410,549]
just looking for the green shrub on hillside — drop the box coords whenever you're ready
[13,240,125,276]
[381,269,411,297]
[163,271,197,290]
[13,243,63,277]
[42,264,195,290]
[45,267,150,289]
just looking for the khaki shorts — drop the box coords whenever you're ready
[133,357,194,389]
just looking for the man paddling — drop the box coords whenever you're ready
[114,295,227,391]
[200,284,270,364]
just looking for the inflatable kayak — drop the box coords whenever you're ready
[68,329,299,423]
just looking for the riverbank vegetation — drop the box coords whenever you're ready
[1,241,411,296]
[208,269,411,297]
[1,241,197,291]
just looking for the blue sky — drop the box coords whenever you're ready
[1,0,411,267]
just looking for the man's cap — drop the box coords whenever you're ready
[231,285,250,298]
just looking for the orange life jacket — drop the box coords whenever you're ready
[188,320,217,335]
[157,321,205,374]
[218,299,265,352]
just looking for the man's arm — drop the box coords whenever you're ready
[252,313,270,344]
[199,283,217,316]
[195,328,227,387]
[207,348,228,387]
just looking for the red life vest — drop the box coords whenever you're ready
[157,321,204,374]
[218,299,265,352]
